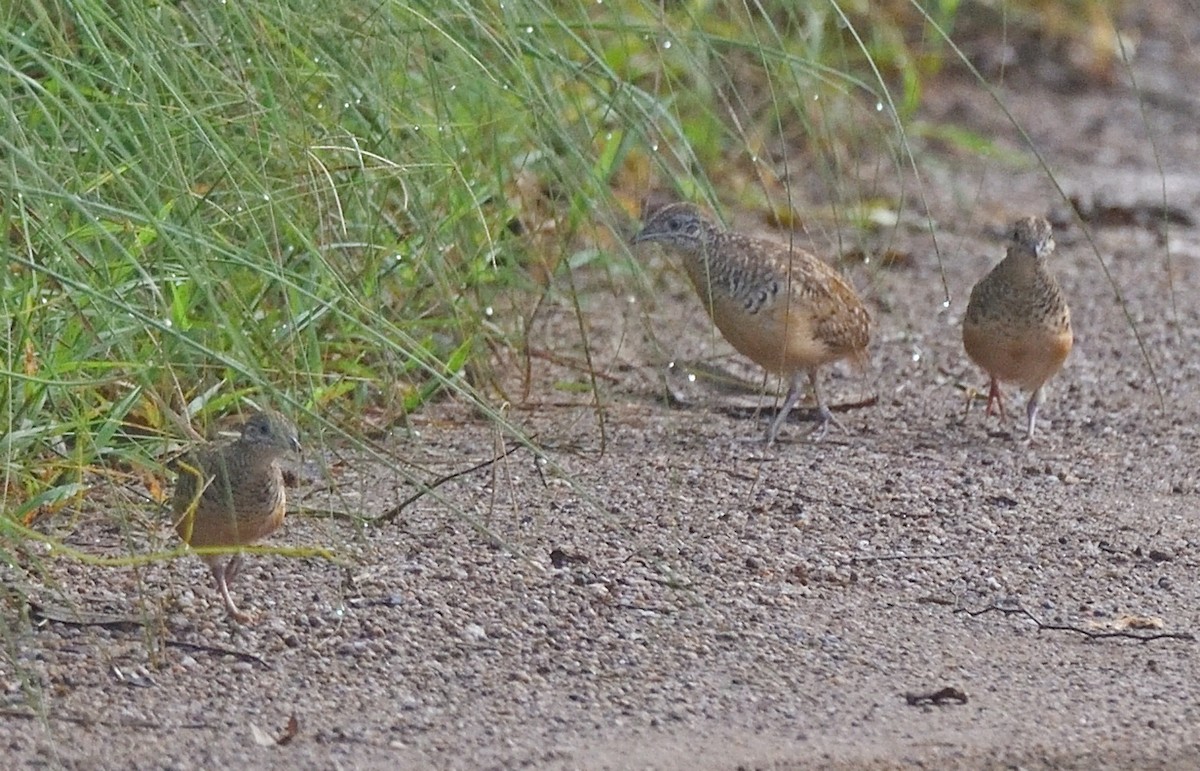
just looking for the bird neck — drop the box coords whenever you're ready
[232,441,284,471]
[1000,249,1048,283]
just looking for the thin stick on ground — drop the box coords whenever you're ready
[370,440,529,527]
[957,603,1196,643]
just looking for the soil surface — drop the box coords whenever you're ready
[7,3,1200,769]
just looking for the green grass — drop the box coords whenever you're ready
[0,0,968,518]
[0,0,1126,694]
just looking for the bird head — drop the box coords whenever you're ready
[631,202,712,254]
[1010,216,1055,261]
[240,410,301,454]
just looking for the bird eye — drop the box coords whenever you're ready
[668,217,683,231]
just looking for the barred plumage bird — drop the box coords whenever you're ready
[633,203,871,444]
[172,410,300,622]
[962,216,1073,439]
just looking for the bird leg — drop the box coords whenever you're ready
[767,370,844,444]
[210,557,254,624]
[805,369,845,441]
[224,553,243,584]
[765,373,802,446]
[984,376,1007,420]
[1025,386,1043,441]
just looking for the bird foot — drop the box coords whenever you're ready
[805,405,845,442]
[226,607,258,625]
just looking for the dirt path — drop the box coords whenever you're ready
[6,4,1200,769]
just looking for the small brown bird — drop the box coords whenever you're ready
[962,216,1073,439]
[633,202,871,443]
[171,410,301,622]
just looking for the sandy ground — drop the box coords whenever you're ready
[7,3,1200,769]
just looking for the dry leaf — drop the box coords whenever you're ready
[1116,614,1165,630]
[277,714,300,746]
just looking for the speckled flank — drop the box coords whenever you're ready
[633,202,870,443]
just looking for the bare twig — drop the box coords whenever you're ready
[957,603,1195,643]
[0,708,212,731]
[163,639,272,668]
[27,600,273,668]
[370,440,528,527]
